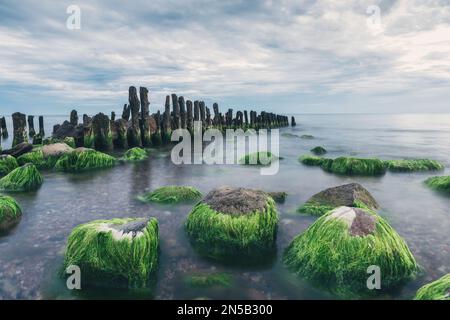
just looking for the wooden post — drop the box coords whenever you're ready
[0,116,8,138]
[12,112,28,147]
[140,87,152,147]
[178,96,186,129]
[27,115,36,137]
[163,95,172,143]
[92,113,113,151]
[127,86,142,147]
[186,100,193,133]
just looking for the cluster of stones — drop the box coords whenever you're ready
[1,87,293,154]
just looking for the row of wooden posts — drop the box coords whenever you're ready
[1,86,296,152]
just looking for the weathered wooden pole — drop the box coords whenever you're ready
[139,87,152,147]
[291,116,296,126]
[171,94,180,129]
[0,116,8,138]
[12,112,28,147]
[199,101,206,128]
[178,96,186,129]
[70,110,78,126]
[213,103,220,127]
[206,107,211,128]
[151,111,162,146]
[186,100,193,133]
[244,110,249,127]
[122,104,130,121]
[194,101,200,122]
[127,86,142,148]
[110,112,116,122]
[27,115,36,137]
[163,95,172,143]
[112,118,128,149]
[38,116,44,136]
[82,114,93,147]
[92,113,113,151]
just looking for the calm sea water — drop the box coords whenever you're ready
[0,113,449,299]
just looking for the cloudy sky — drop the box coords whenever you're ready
[0,0,449,115]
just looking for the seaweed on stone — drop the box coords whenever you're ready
[414,274,450,300]
[385,159,444,172]
[298,183,379,216]
[311,146,327,155]
[185,272,233,288]
[137,186,202,204]
[62,217,159,289]
[284,206,418,298]
[54,148,116,172]
[327,157,386,176]
[0,155,19,176]
[123,147,148,162]
[0,195,22,232]
[424,176,450,193]
[239,151,279,166]
[298,155,324,166]
[0,164,43,192]
[186,187,279,261]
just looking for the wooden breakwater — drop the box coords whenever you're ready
[1,86,295,152]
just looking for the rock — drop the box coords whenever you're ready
[1,142,33,158]
[70,110,78,126]
[41,143,74,158]
[298,183,379,216]
[284,206,419,298]
[62,218,159,288]
[414,274,450,300]
[186,187,278,261]
[52,120,76,139]
[0,163,43,192]
[137,186,202,204]
[267,192,287,203]
[0,195,22,233]
[311,146,327,155]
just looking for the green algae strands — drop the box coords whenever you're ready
[55,148,116,172]
[238,151,278,166]
[137,186,202,204]
[0,195,22,232]
[284,206,418,298]
[414,274,450,300]
[310,146,327,155]
[385,159,444,172]
[0,155,19,176]
[299,155,444,176]
[123,147,148,161]
[186,188,278,262]
[425,176,450,192]
[0,164,43,192]
[62,217,159,289]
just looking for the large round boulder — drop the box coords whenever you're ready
[186,187,279,261]
[284,206,418,297]
[0,163,43,192]
[298,183,379,216]
[62,217,159,289]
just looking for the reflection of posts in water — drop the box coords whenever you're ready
[130,157,152,200]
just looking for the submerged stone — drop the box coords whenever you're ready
[0,163,43,192]
[238,151,279,166]
[0,155,19,176]
[385,159,444,172]
[0,195,22,232]
[414,274,450,300]
[424,176,450,193]
[123,147,148,161]
[186,187,279,261]
[267,191,287,203]
[298,183,379,216]
[54,148,116,172]
[284,206,418,298]
[311,146,327,155]
[62,217,159,289]
[137,186,202,204]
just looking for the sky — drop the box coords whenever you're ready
[0,0,450,115]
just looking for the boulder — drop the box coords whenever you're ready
[0,195,22,232]
[298,183,379,216]
[41,143,74,158]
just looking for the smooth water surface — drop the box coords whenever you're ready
[0,113,449,299]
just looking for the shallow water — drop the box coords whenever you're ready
[0,113,449,299]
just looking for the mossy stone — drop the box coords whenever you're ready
[62,217,159,289]
[0,195,22,232]
[414,274,450,300]
[137,186,202,204]
[0,164,43,192]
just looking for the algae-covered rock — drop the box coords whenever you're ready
[284,206,418,297]
[299,155,386,176]
[267,191,287,203]
[0,164,43,192]
[0,195,22,232]
[424,176,450,193]
[55,148,116,172]
[0,155,19,176]
[414,274,450,300]
[311,146,327,155]
[385,159,444,172]
[239,151,279,166]
[298,183,379,216]
[62,217,159,289]
[185,272,233,288]
[123,147,148,161]
[137,186,202,204]
[186,187,278,261]
[17,143,73,169]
